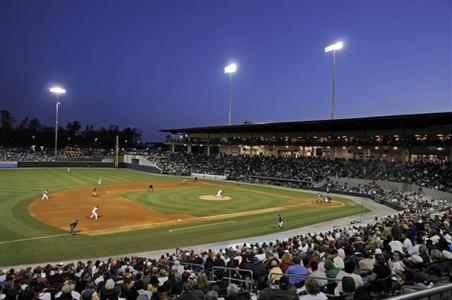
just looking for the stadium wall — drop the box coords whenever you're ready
[327,176,452,201]
[121,163,161,174]
[314,188,404,211]
[328,177,404,191]
[422,188,452,201]
[123,154,161,169]
[10,159,162,175]
[17,161,116,168]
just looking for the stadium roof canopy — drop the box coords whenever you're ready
[160,111,452,135]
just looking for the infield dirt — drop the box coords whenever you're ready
[29,182,343,236]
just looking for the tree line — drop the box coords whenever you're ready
[0,110,142,148]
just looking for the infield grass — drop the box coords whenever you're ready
[0,168,366,266]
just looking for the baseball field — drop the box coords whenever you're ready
[0,168,366,266]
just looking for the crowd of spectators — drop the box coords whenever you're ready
[148,152,332,183]
[1,147,451,193]
[0,147,107,162]
[2,208,452,300]
[324,181,443,211]
[147,152,452,193]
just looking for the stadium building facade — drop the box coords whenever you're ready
[161,112,452,162]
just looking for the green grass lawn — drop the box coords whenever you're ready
[124,185,296,216]
[0,168,366,266]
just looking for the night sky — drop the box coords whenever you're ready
[0,0,451,141]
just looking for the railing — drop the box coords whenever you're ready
[165,262,452,299]
[165,260,205,274]
[247,175,313,185]
[210,266,254,294]
[388,282,452,300]
[181,262,204,273]
[268,272,343,298]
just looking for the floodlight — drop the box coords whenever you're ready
[49,87,66,94]
[324,41,344,53]
[224,63,237,74]
[49,85,66,157]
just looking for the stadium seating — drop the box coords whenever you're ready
[2,149,452,299]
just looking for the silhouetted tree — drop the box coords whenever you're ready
[0,111,15,128]
[0,111,142,148]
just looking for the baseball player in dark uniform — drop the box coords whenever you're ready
[69,219,79,235]
[278,214,284,230]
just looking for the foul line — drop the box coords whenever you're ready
[168,221,236,233]
[0,233,70,245]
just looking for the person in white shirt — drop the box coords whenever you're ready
[334,260,363,296]
[388,235,404,253]
[90,205,99,220]
[410,236,424,255]
[388,251,406,274]
[402,234,413,254]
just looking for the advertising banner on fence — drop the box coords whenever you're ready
[191,173,227,180]
[0,161,18,168]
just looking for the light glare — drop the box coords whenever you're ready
[324,41,344,53]
[224,63,237,74]
[49,86,66,94]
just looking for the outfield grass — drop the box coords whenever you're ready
[0,168,366,266]
[125,185,296,216]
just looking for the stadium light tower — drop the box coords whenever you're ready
[49,86,66,157]
[224,63,237,125]
[324,41,344,120]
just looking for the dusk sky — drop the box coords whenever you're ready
[0,0,451,141]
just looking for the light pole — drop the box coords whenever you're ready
[324,41,344,120]
[49,86,66,157]
[224,63,237,125]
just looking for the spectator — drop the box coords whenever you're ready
[334,260,363,296]
[300,278,328,300]
[286,256,309,287]
[258,276,297,300]
[177,279,204,300]
[308,261,328,288]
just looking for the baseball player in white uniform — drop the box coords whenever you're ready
[41,189,49,200]
[90,205,99,220]
[98,178,102,185]
[216,189,224,198]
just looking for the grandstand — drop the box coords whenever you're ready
[1,112,452,299]
[161,111,452,162]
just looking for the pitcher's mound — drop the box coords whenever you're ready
[199,195,232,201]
